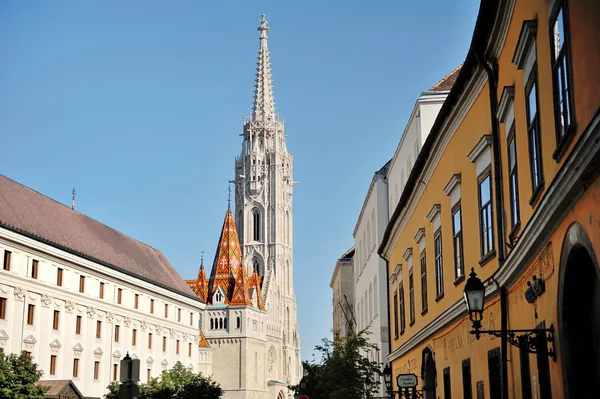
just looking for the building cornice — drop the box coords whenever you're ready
[467,135,493,163]
[414,228,426,245]
[426,204,441,222]
[497,86,515,123]
[512,20,538,68]
[443,174,462,196]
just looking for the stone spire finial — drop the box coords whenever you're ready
[252,14,275,122]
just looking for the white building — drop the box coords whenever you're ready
[185,14,301,399]
[0,175,205,399]
[350,67,460,395]
[330,247,355,340]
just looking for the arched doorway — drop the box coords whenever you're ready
[421,347,436,399]
[559,223,600,398]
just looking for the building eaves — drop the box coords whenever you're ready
[379,0,500,259]
[353,160,392,238]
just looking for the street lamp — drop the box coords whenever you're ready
[382,364,392,395]
[463,268,556,360]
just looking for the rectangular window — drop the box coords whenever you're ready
[73,358,79,378]
[188,342,192,357]
[462,359,473,399]
[79,276,85,293]
[57,268,63,286]
[488,348,502,399]
[452,205,465,280]
[190,312,193,326]
[76,315,82,334]
[409,271,415,325]
[399,283,406,333]
[27,304,35,325]
[525,72,544,197]
[96,320,102,339]
[2,250,10,271]
[393,290,399,338]
[443,367,451,399]
[164,304,168,318]
[162,336,167,352]
[519,344,532,399]
[94,361,100,380]
[135,294,139,309]
[150,299,154,314]
[31,260,38,279]
[53,310,60,330]
[147,368,151,383]
[478,170,495,258]
[99,282,105,299]
[114,325,120,342]
[117,288,122,304]
[132,329,137,346]
[435,230,444,298]
[507,127,520,230]
[113,364,118,381]
[550,1,574,146]
[178,308,181,322]
[50,355,57,375]
[420,251,427,313]
[148,333,153,349]
[0,297,6,320]
[176,340,180,355]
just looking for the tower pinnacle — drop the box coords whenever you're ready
[252,14,275,122]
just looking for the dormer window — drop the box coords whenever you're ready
[214,288,225,304]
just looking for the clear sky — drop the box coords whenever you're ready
[0,0,479,361]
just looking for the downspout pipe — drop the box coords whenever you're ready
[473,49,509,399]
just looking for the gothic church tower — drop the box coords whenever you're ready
[234,15,302,390]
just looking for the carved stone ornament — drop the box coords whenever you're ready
[41,294,52,307]
[106,312,115,322]
[0,330,9,349]
[23,335,37,350]
[140,321,148,331]
[169,330,176,339]
[155,325,162,334]
[112,350,122,359]
[72,343,83,357]
[161,359,168,368]
[13,287,25,301]
[124,316,132,327]
[87,306,96,318]
[147,356,154,366]
[65,301,75,312]
[94,347,103,360]
[50,339,62,354]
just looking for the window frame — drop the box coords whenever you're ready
[399,283,406,334]
[27,304,35,325]
[420,250,428,314]
[0,297,6,320]
[477,167,496,263]
[50,355,57,376]
[73,358,79,378]
[96,320,102,339]
[408,270,415,326]
[79,275,85,293]
[31,260,38,279]
[462,359,473,399]
[99,282,104,299]
[525,67,545,204]
[549,0,576,159]
[57,268,63,286]
[451,203,465,283]
[94,361,100,380]
[53,310,60,330]
[434,229,444,300]
[75,315,82,335]
[393,289,399,339]
[507,124,521,234]
[2,250,11,271]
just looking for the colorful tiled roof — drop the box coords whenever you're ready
[198,330,210,348]
[0,175,195,298]
[429,65,463,91]
[207,209,252,306]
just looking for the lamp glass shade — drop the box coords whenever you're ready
[464,268,485,313]
[382,364,392,389]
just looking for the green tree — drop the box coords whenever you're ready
[105,362,222,399]
[291,330,382,399]
[0,351,48,399]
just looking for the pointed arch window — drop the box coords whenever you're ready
[252,208,261,241]
[252,258,263,277]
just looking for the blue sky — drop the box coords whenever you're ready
[0,1,479,361]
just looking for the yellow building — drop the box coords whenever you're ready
[379,0,600,398]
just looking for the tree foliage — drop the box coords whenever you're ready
[291,330,382,399]
[0,351,48,399]
[105,361,222,399]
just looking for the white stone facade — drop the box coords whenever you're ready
[0,228,204,399]
[330,248,355,340]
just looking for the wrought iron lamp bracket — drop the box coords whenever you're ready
[470,323,556,362]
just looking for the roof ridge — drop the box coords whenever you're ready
[0,174,163,254]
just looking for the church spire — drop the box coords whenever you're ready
[252,14,275,122]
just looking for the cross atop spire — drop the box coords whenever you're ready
[252,14,275,122]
